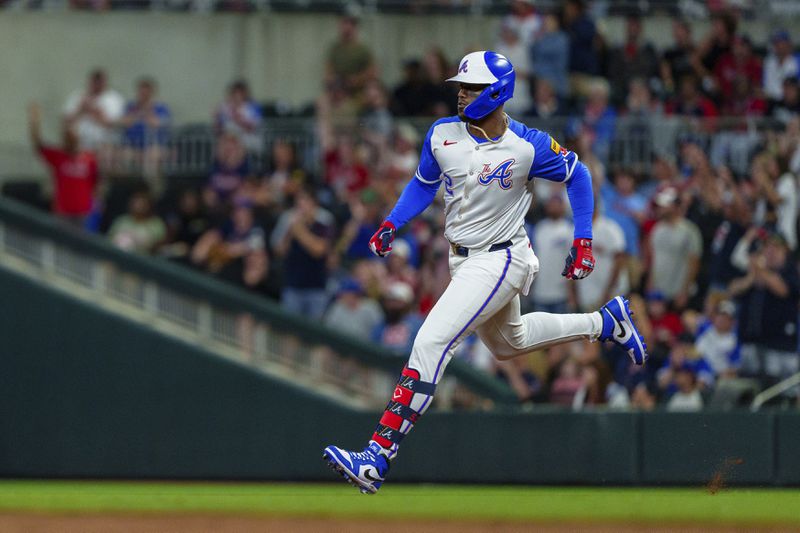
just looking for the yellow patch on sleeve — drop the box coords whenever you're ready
[550,136,561,154]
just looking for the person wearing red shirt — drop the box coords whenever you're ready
[28,103,98,226]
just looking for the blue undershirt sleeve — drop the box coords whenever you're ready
[566,161,594,240]
[386,177,440,229]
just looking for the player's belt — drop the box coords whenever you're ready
[450,240,513,257]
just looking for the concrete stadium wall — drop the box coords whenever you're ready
[0,265,798,485]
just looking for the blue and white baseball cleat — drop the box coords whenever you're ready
[599,296,648,365]
[323,441,390,494]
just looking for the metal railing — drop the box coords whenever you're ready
[0,197,516,410]
[751,372,800,411]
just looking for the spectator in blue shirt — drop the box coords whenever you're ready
[119,77,171,188]
[601,168,647,258]
[694,299,741,383]
[530,11,570,98]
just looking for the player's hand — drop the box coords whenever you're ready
[369,220,396,257]
[561,238,595,280]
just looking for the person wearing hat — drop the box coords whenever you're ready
[694,300,741,383]
[764,29,800,102]
[371,281,423,357]
[323,278,383,342]
[646,186,703,310]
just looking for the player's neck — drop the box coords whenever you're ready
[468,111,508,142]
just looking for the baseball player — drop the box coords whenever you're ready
[323,51,648,494]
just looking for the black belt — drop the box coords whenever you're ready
[450,240,512,257]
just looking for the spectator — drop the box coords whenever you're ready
[645,290,684,351]
[214,79,262,152]
[335,189,385,262]
[204,133,251,212]
[527,78,568,119]
[119,76,171,187]
[729,232,799,384]
[764,30,800,102]
[28,102,98,227]
[528,195,573,313]
[660,18,696,98]
[160,188,210,262]
[359,80,394,143]
[254,139,307,213]
[549,357,583,406]
[646,187,703,310]
[108,189,166,254]
[769,77,800,124]
[707,189,750,291]
[495,21,531,115]
[665,74,718,118]
[713,35,762,111]
[630,382,657,410]
[695,300,741,383]
[378,123,420,199]
[324,13,376,110]
[503,0,542,48]
[371,281,423,356]
[751,153,799,251]
[601,168,647,275]
[422,47,459,117]
[562,0,600,95]
[323,278,383,341]
[576,78,616,163]
[191,199,269,290]
[62,68,125,152]
[658,335,711,410]
[529,11,570,99]
[606,15,659,107]
[391,59,439,117]
[666,363,704,412]
[271,185,336,320]
[695,10,737,93]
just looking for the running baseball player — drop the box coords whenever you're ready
[323,51,648,493]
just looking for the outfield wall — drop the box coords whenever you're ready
[0,266,798,486]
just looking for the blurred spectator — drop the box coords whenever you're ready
[529,11,570,99]
[646,187,702,310]
[246,139,307,215]
[660,18,696,98]
[527,78,568,119]
[606,15,659,107]
[391,59,440,117]
[562,0,600,94]
[729,232,799,383]
[271,185,335,320]
[503,0,542,48]
[666,363,704,411]
[214,79,262,152]
[119,76,171,187]
[528,195,572,313]
[160,188,210,262]
[28,102,98,226]
[359,80,394,143]
[548,357,583,406]
[204,133,251,212]
[713,35,762,111]
[751,153,799,251]
[630,382,657,410]
[575,78,616,163]
[422,47,458,117]
[323,278,383,341]
[645,290,683,350]
[764,30,800,102]
[335,189,385,262]
[385,238,419,290]
[371,281,423,356]
[694,11,737,94]
[665,74,718,118]
[572,199,627,311]
[108,189,166,254]
[191,199,269,290]
[694,299,741,383]
[495,20,531,115]
[769,77,800,124]
[324,13,376,110]
[601,168,646,261]
[62,68,125,153]
[377,123,420,199]
[707,189,750,291]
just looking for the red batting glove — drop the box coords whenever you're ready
[561,238,595,280]
[369,220,396,257]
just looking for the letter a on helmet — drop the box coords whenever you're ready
[447,50,515,120]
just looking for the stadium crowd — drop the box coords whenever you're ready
[23,2,800,409]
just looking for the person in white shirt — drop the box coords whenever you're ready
[529,195,573,313]
[62,68,125,151]
[764,30,800,102]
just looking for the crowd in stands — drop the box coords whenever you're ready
[23,2,800,410]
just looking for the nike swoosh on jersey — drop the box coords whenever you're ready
[444,140,458,146]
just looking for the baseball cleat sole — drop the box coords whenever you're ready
[322,449,377,494]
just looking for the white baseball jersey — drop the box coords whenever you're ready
[415,116,579,249]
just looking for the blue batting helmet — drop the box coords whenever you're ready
[447,50,515,120]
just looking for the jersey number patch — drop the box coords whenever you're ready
[477,159,515,190]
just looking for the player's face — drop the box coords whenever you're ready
[457,83,488,121]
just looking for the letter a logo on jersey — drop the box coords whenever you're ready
[477,159,515,190]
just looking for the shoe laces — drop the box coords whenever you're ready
[351,449,377,462]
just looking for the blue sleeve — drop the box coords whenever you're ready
[566,162,594,240]
[526,129,579,183]
[414,123,443,184]
[385,177,440,229]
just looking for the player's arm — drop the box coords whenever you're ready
[369,125,442,257]
[526,130,595,280]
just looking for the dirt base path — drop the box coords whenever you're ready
[0,514,795,533]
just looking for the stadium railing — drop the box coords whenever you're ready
[0,196,517,409]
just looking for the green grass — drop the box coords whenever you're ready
[0,481,798,525]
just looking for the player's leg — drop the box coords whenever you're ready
[477,294,647,365]
[323,248,524,492]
